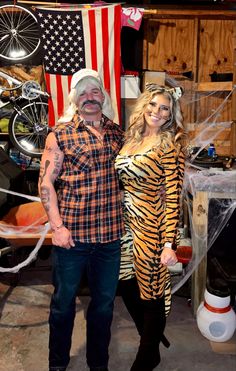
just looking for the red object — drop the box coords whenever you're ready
[123,70,139,77]
[204,301,231,314]
[176,245,192,264]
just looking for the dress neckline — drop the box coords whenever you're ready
[117,148,155,157]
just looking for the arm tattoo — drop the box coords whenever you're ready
[45,144,53,152]
[39,159,50,185]
[53,152,61,176]
[40,185,50,212]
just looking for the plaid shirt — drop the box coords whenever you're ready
[54,114,125,243]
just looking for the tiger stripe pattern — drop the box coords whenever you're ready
[115,143,185,316]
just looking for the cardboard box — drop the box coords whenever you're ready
[142,71,165,90]
[121,98,137,130]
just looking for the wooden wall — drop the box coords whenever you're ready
[139,7,236,156]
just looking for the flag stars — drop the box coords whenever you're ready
[36,9,86,75]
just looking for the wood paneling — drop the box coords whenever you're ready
[198,20,234,82]
[143,18,196,74]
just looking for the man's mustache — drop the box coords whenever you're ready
[81,100,103,109]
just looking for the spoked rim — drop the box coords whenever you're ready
[0,4,41,61]
[9,101,49,158]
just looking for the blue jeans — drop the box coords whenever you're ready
[49,240,121,370]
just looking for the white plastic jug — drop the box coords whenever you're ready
[197,289,236,342]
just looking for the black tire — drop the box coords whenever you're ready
[0,4,41,62]
[8,100,49,158]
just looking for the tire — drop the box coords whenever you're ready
[8,100,49,158]
[0,4,41,62]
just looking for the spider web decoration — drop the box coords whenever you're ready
[163,74,236,295]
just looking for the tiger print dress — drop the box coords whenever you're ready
[115,142,185,316]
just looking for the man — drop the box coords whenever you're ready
[38,68,124,371]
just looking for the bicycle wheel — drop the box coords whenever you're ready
[8,100,49,158]
[0,4,41,61]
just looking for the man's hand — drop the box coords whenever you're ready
[52,226,75,249]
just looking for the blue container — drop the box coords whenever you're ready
[208,144,216,157]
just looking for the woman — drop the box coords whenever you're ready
[115,83,187,371]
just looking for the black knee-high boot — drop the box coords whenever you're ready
[130,296,169,371]
[119,278,144,335]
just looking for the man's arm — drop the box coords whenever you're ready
[38,132,75,249]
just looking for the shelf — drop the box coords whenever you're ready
[196,81,233,92]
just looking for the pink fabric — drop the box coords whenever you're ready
[121,7,144,31]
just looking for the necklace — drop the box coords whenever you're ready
[85,120,101,128]
[84,120,104,141]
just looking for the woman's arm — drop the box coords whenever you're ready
[160,146,185,265]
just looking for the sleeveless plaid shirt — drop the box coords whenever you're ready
[54,114,125,243]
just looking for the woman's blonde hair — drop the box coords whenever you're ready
[125,86,187,149]
[58,76,114,123]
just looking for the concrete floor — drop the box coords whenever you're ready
[0,253,236,371]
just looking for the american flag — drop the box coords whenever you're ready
[35,4,121,126]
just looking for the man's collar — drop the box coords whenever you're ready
[74,114,109,129]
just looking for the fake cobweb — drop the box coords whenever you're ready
[0,75,236,302]
[165,74,236,295]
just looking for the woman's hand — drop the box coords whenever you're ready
[161,248,178,266]
[52,226,75,249]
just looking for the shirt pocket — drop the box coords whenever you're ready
[65,143,92,172]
